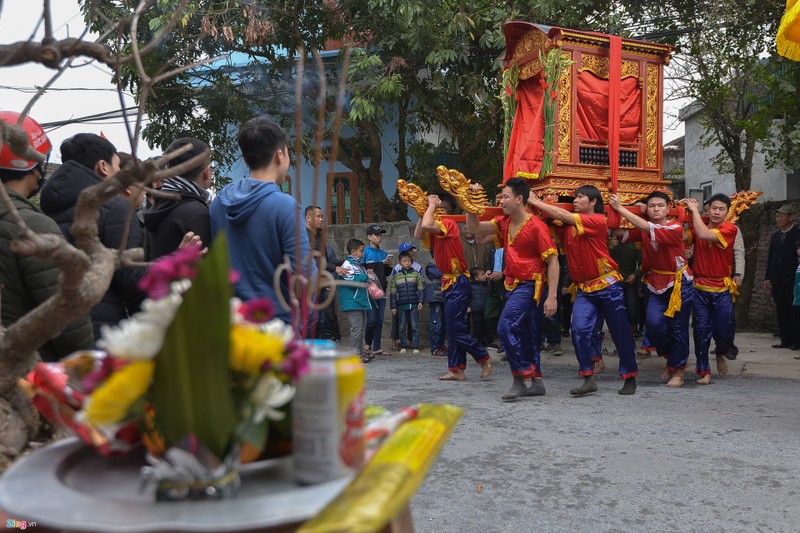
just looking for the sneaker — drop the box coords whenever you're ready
[552,343,563,356]
[413,349,420,355]
[542,343,555,352]
[400,348,407,354]
[496,344,505,354]
[432,347,447,356]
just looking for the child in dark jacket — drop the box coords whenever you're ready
[424,262,446,355]
[469,267,490,347]
[389,252,423,354]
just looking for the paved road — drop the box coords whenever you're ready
[364,331,800,533]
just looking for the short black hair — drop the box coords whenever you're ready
[347,238,364,254]
[706,193,731,210]
[0,167,29,183]
[470,266,484,279]
[238,116,288,171]
[574,185,605,214]
[645,190,671,206]
[399,251,412,262]
[438,192,458,215]
[60,133,117,171]
[305,205,321,217]
[504,177,530,205]
[164,138,210,182]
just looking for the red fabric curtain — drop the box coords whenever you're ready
[576,72,641,144]
[504,77,544,181]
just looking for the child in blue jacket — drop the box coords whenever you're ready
[338,238,373,363]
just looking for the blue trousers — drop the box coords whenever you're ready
[444,275,490,371]
[429,303,445,351]
[571,284,638,378]
[646,280,694,371]
[693,289,735,376]
[398,308,420,348]
[497,281,543,378]
[365,297,387,351]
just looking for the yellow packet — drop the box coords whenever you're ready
[298,403,462,533]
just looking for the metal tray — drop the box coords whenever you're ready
[0,438,350,532]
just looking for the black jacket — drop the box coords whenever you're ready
[470,280,489,313]
[142,180,211,260]
[765,225,800,286]
[40,160,146,338]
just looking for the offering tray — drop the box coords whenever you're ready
[0,438,350,532]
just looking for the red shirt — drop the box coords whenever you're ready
[557,213,622,292]
[689,221,738,292]
[492,214,557,294]
[624,221,693,294]
[421,218,468,291]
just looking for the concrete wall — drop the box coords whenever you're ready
[683,114,788,201]
[326,221,436,348]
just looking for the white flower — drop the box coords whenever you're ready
[249,375,295,423]
[137,293,183,325]
[230,297,244,324]
[98,320,167,360]
[258,318,295,344]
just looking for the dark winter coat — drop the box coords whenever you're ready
[766,225,800,286]
[389,268,423,309]
[40,160,146,338]
[142,177,211,260]
[423,262,444,304]
[470,280,489,313]
[0,189,94,360]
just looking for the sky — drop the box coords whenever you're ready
[0,1,685,166]
[0,1,159,163]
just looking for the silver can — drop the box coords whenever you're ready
[293,346,365,484]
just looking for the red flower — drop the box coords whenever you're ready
[550,90,557,99]
[239,297,275,323]
[541,81,549,90]
[505,85,513,96]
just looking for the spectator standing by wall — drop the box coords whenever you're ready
[763,204,800,349]
[362,224,392,356]
[389,251,424,354]
[424,261,446,356]
[338,239,373,363]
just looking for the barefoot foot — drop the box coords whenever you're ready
[697,374,711,385]
[480,360,493,380]
[716,355,728,376]
[666,374,685,388]
[439,370,465,381]
[593,359,607,374]
[660,368,673,382]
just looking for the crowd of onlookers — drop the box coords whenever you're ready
[2,110,797,371]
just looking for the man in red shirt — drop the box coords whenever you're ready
[414,194,492,381]
[466,178,559,401]
[685,195,739,382]
[531,185,638,396]
[609,191,694,388]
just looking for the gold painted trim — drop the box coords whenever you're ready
[558,51,572,163]
[646,64,659,168]
[513,29,550,80]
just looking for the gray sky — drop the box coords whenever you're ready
[0,1,684,166]
[0,1,159,162]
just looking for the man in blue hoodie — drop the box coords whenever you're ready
[210,117,315,324]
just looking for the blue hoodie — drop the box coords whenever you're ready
[210,178,315,322]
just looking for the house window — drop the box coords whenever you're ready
[328,172,373,225]
[701,182,712,202]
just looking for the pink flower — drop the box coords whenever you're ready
[139,245,203,298]
[239,298,275,323]
[229,268,240,285]
[505,85,513,97]
[279,340,311,382]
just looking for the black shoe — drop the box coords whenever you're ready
[772,343,792,349]
[496,345,505,354]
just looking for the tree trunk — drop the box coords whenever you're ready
[734,206,763,328]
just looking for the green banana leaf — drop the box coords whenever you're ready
[149,234,237,459]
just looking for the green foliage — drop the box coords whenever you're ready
[149,234,236,459]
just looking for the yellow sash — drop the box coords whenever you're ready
[650,265,687,318]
